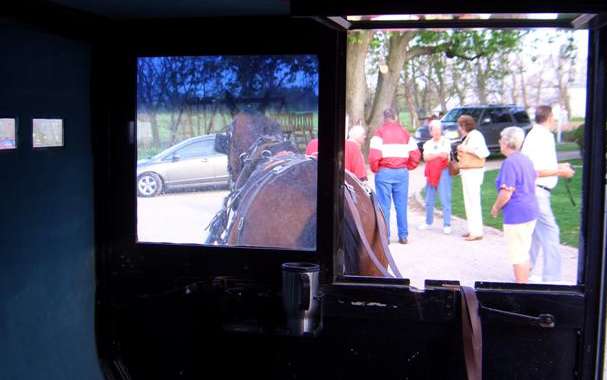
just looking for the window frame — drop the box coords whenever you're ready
[323,11,607,379]
[95,17,344,285]
[334,15,605,291]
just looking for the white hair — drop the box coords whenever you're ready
[429,119,442,132]
[348,125,366,140]
[500,127,526,151]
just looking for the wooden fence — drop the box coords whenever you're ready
[270,112,316,152]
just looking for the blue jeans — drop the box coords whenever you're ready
[375,168,409,240]
[529,188,561,281]
[425,168,452,227]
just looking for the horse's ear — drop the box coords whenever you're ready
[214,133,229,154]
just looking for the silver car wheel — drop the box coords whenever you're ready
[137,172,162,197]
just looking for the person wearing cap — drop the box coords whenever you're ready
[368,108,418,244]
[419,119,452,234]
[521,105,575,283]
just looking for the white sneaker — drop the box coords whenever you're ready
[443,226,452,234]
[418,223,430,230]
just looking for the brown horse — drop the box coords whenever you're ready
[207,112,401,278]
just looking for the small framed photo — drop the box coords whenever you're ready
[33,118,64,148]
[0,118,17,150]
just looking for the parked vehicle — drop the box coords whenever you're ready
[137,134,229,197]
[414,105,532,152]
[0,137,15,149]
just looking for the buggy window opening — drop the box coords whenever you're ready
[336,19,593,289]
[135,54,321,253]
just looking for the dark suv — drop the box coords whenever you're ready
[414,105,532,152]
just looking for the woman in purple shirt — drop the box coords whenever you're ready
[491,127,540,283]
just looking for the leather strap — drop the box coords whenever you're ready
[368,191,402,278]
[460,286,483,380]
[344,187,393,278]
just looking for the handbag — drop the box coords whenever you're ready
[457,135,485,169]
[448,153,460,176]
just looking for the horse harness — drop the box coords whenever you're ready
[231,155,312,244]
[206,136,308,245]
[343,178,402,278]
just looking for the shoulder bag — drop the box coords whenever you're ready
[448,150,460,176]
[457,134,486,169]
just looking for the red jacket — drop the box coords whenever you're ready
[305,138,319,157]
[345,139,367,180]
[368,120,418,173]
[424,158,448,188]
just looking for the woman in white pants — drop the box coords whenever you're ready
[456,115,490,241]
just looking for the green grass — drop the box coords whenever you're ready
[556,142,580,152]
[427,159,582,247]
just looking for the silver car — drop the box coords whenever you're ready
[136,134,229,197]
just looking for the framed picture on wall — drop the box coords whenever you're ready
[0,118,17,150]
[33,118,63,148]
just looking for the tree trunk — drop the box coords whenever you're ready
[421,63,433,114]
[535,75,543,106]
[186,107,194,138]
[346,31,372,126]
[510,74,518,105]
[476,59,488,104]
[367,32,416,135]
[403,72,419,130]
[411,61,422,111]
[435,60,448,112]
[518,58,529,109]
[451,67,466,106]
[556,56,573,117]
[150,112,160,148]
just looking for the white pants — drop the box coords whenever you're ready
[460,168,484,236]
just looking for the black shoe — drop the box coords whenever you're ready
[398,238,408,244]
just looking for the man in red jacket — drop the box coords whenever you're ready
[368,109,418,244]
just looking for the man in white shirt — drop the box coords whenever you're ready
[521,105,575,282]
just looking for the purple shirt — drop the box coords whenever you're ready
[495,152,539,224]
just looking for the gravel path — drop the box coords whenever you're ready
[372,151,581,289]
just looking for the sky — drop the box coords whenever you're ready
[520,29,588,85]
